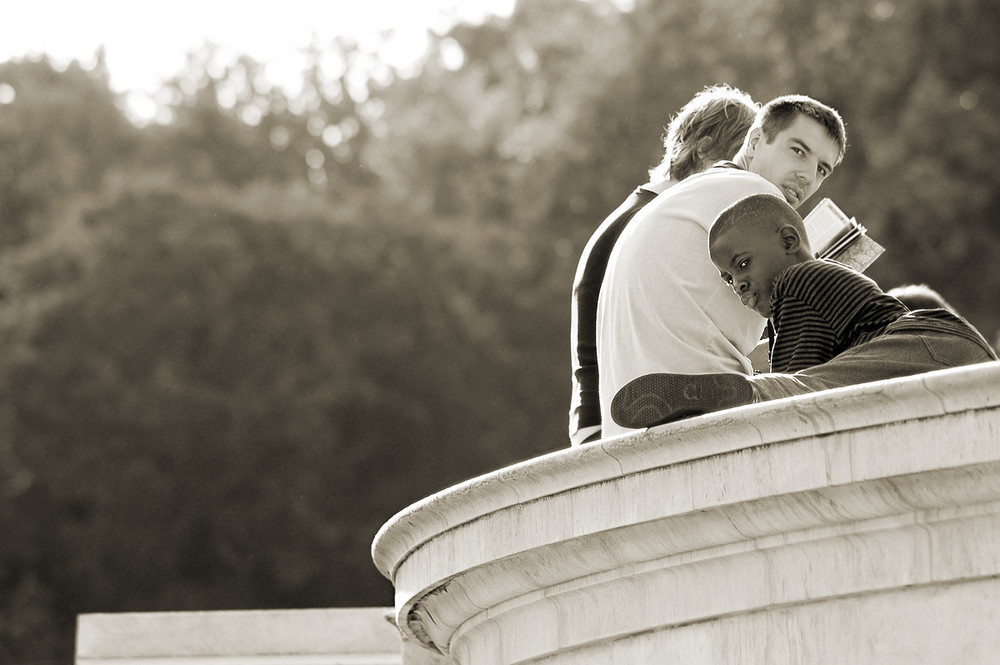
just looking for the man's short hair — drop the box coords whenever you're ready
[758,94,848,166]
[709,193,808,248]
[649,84,758,182]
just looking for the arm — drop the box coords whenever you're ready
[769,295,840,373]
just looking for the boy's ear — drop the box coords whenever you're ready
[779,224,802,253]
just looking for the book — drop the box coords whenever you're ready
[801,198,885,272]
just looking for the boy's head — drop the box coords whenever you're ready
[648,84,758,183]
[736,94,847,210]
[709,193,814,318]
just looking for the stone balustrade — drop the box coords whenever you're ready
[372,362,1000,664]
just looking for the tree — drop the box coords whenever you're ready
[4,1,1000,662]
[0,54,137,247]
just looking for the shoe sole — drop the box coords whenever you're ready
[611,373,753,429]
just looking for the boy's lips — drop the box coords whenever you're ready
[741,293,757,309]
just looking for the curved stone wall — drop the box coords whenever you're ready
[372,362,1000,664]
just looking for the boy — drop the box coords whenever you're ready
[611,193,997,430]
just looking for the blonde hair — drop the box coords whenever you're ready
[648,84,758,183]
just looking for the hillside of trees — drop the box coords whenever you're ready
[2,0,999,662]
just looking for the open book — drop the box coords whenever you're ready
[802,198,885,272]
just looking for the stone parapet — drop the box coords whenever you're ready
[76,607,410,665]
[372,362,1000,664]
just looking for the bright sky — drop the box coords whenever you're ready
[2,0,517,119]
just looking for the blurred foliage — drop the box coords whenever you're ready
[1,0,999,661]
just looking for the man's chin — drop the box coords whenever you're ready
[782,187,804,209]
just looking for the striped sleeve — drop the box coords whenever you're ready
[769,295,840,372]
[769,260,907,373]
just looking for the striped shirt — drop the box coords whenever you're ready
[769,260,995,372]
[769,259,911,373]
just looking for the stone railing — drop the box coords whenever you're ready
[372,362,1000,664]
[75,607,447,665]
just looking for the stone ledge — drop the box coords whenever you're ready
[75,607,402,664]
[371,362,1000,663]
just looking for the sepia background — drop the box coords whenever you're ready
[2,0,998,662]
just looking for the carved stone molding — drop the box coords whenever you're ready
[373,363,1000,664]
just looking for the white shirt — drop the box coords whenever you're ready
[596,166,781,438]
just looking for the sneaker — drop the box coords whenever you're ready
[611,372,753,429]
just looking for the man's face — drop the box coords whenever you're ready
[746,115,840,209]
[710,224,798,319]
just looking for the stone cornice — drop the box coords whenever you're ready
[372,362,1000,662]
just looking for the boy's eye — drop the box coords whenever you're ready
[738,258,750,270]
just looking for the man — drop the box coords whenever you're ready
[596,94,847,440]
[569,85,758,446]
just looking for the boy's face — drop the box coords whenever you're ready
[710,224,800,318]
[746,114,840,209]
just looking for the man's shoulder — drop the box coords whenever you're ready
[649,168,783,221]
[707,160,743,171]
[677,165,779,195]
[624,167,782,235]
